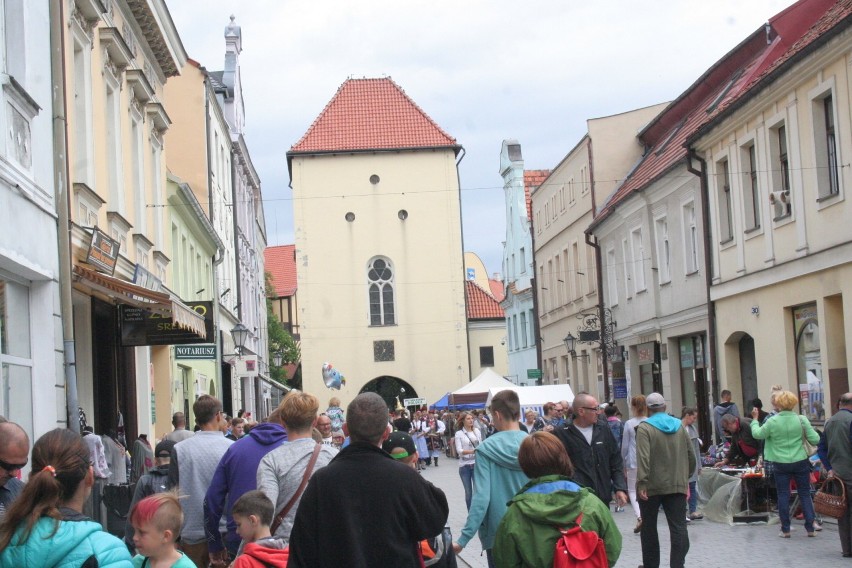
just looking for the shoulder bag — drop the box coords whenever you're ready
[799,417,818,457]
[270,443,322,535]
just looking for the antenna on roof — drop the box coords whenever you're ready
[765,22,772,45]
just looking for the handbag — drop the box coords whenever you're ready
[270,443,322,535]
[814,476,847,518]
[799,417,818,457]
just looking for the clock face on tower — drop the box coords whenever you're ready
[374,340,395,362]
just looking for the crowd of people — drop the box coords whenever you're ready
[0,384,850,567]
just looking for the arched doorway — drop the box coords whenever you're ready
[794,304,823,422]
[360,376,418,410]
[739,334,757,412]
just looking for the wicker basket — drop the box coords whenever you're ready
[814,477,847,519]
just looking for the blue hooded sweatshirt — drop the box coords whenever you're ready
[458,429,528,550]
[645,412,683,434]
[204,422,288,552]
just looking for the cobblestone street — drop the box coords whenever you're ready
[420,457,847,567]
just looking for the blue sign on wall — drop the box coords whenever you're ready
[466,268,476,280]
[613,378,628,399]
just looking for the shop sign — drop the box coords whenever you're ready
[404,397,427,407]
[133,264,162,293]
[120,301,213,346]
[637,342,656,365]
[175,345,216,359]
[86,228,120,275]
[235,357,258,377]
[527,369,543,379]
[613,378,628,399]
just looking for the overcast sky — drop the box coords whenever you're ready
[167,0,796,277]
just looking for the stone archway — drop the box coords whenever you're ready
[359,376,418,410]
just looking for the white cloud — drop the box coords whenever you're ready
[166,0,795,275]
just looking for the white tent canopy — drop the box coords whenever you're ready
[485,384,576,417]
[453,368,515,394]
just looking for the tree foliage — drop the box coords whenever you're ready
[265,271,300,386]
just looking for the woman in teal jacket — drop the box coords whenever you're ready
[494,432,621,567]
[0,428,132,568]
[750,390,820,538]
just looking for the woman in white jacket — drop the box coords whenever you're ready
[454,412,481,511]
[621,394,647,533]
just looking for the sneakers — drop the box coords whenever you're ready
[685,516,691,523]
[688,512,704,520]
[779,531,791,538]
[633,518,642,533]
[615,506,625,513]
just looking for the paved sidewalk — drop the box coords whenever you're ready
[420,457,847,567]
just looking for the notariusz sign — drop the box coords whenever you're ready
[175,345,216,359]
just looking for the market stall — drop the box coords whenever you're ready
[448,368,516,407]
[484,384,575,418]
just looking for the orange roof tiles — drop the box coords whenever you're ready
[290,78,459,154]
[524,170,550,220]
[591,0,844,230]
[488,279,506,302]
[466,280,505,320]
[264,245,297,298]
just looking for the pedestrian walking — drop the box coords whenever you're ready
[128,493,194,567]
[622,394,647,533]
[0,420,28,521]
[681,407,703,521]
[0,428,132,568]
[636,392,695,568]
[818,392,852,557]
[454,412,481,510]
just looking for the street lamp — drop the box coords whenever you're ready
[231,323,250,356]
[564,332,588,361]
[272,351,283,367]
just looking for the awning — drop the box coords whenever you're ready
[73,264,206,337]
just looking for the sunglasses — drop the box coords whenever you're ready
[0,459,27,473]
[580,407,599,412]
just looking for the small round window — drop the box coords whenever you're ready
[345,212,355,222]
[370,174,380,185]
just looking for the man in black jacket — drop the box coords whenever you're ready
[288,392,449,567]
[555,392,628,507]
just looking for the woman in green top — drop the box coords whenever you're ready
[494,432,621,567]
[750,390,820,538]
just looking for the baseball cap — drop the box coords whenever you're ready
[646,392,666,409]
[382,431,417,460]
[155,439,176,459]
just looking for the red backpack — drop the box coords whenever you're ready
[553,513,608,568]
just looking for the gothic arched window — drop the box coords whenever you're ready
[368,257,395,326]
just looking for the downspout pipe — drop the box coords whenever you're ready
[586,138,610,402]
[686,149,718,444]
[454,148,474,383]
[51,0,79,433]
[203,79,224,391]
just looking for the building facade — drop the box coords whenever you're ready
[0,0,63,446]
[535,105,665,402]
[65,0,194,443]
[466,280,509,379]
[689,0,852,425]
[499,141,545,386]
[287,78,470,408]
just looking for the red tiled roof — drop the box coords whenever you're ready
[488,279,506,302]
[524,170,550,220]
[591,0,842,230]
[466,280,505,320]
[289,78,458,154]
[264,245,297,297]
[693,0,850,140]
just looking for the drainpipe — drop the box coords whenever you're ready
[586,138,610,402]
[50,0,79,433]
[204,79,224,391]
[687,149,718,444]
[454,147,474,384]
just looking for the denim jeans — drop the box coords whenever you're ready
[459,463,475,510]
[638,493,689,568]
[774,459,815,533]
[687,480,698,514]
